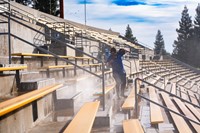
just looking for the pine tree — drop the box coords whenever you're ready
[172,6,193,64]
[125,24,137,43]
[193,4,200,67]
[15,0,60,16]
[34,0,59,16]
[154,30,166,55]
[15,0,33,6]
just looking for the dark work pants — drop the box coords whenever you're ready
[113,72,126,97]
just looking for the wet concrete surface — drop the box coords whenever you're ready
[27,75,132,133]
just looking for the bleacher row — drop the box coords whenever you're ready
[8,1,142,52]
[0,1,200,133]
[136,60,200,132]
[1,47,200,132]
[0,51,114,132]
[0,1,143,132]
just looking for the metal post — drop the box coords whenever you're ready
[74,58,77,76]
[16,70,21,90]
[59,0,64,18]
[102,44,105,111]
[134,79,138,118]
[102,62,105,111]
[8,0,11,64]
[84,0,87,26]
[62,68,65,77]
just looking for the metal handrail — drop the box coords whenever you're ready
[123,59,132,75]
[0,3,108,110]
[33,26,46,46]
[8,1,36,21]
[134,78,200,125]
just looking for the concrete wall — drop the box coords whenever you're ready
[0,94,54,132]
[139,48,154,60]
[0,14,44,55]
[0,104,33,133]
[0,75,16,97]
[0,18,10,63]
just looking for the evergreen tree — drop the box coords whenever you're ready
[193,4,200,67]
[15,0,33,6]
[15,0,60,16]
[34,0,59,16]
[125,24,137,43]
[154,30,166,55]
[172,6,193,64]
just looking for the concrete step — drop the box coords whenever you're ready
[20,78,55,91]
[21,71,42,82]
[55,85,82,116]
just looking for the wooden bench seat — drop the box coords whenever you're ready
[170,83,176,95]
[160,92,193,133]
[63,101,100,133]
[12,53,93,66]
[96,70,112,76]
[148,86,164,124]
[0,84,63,116]
[123,119,144,133]
[44,65,74,69]
[173,97,200,132]
[185,103,200,121]
[122,82,141,118]
[12,53,73,66]
[187,90,199,106]
[122,89,135,110]
[180,87,189,101]
[0,65,27,71]
[0,65,27,90]
[42,63,102,77]
[42,64,74,78]
[93,83,115,96]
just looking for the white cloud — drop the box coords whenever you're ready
[64,0,200,53]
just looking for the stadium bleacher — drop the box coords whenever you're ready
[0,1,200,133]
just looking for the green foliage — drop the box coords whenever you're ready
[172,6,193,64]
[172,4,200,67]
[154,30,166,55]
[15,0,60,16]
[192,4,200,67]
[15,0,32,6]
[125,24,137,43]
[34,0,59,16]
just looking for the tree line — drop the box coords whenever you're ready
[14,1,200,67]
[125,4,200,68]
[173,4,200,68]
[14,0,60,16]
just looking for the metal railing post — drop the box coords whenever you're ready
[134,77,200,125]
[101,43,105,111]
[102,62,105,111]
[134,78,138,118]
[8,0,11,64]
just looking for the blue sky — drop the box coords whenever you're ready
[64,0,199,53]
